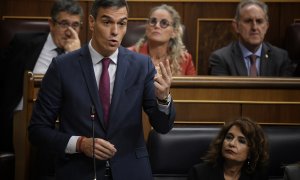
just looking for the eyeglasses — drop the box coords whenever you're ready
[53,19,82,29]
[148,17,172,29]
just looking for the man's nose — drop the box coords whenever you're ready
[65,28,71,36]
[111,24,118,36]
[251,21,258,29]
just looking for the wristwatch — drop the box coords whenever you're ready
[157,94,170,105]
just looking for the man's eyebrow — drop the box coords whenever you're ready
[100,15,112,20]
[100,15,128,21]
[119,17,128,21]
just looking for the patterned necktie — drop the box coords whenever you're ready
[249,54,257,77]
[99,58,111,125]
[54,47,65,56]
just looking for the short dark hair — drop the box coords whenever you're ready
[235,0,269,22]
[90,0,129,19]
[51,0,84,21]
[203,117,269,174]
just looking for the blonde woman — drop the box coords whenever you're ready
[128,4,196,76]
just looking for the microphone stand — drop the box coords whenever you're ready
[90,106,97,180]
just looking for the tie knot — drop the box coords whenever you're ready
[102,58,111,69]
[250,54,257,64]
[54,47,65,55]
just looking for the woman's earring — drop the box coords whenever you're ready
[247,156,251,166]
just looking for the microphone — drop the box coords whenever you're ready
[90,105,97,180]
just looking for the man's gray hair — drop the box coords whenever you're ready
[234,0,269,22]
[51,0,84,21]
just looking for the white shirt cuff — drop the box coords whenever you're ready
[65,136,80,154]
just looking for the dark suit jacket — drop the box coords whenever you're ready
[209,41,293,77]
[188,163,268,180]
[28,45,176,180]
[0,32,48,152]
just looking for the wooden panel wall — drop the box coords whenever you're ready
[170,76,300,124]
[1,0,300,75]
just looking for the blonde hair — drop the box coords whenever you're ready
[135,4,187,75]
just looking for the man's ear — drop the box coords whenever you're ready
[48,19,55,31]
[232,19,239,34]
[266,21,270,31]
[89,15,95,32]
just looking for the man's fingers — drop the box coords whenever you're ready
[81,138,117,160]
[94,138,117,160]
[159,59,172,78]
[67,26,79,38]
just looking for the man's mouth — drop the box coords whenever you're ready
[109,39,118,46]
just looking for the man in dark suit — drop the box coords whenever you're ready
[28,0,176,179]
[209,0,293,77]
[0,0,83,152]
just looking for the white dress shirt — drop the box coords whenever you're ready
[15,33,59,111]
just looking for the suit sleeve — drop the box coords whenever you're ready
[142,56,175,134]
[28,58,71,154]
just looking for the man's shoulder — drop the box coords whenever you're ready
[263,42,287,54]
[212,42,236,55]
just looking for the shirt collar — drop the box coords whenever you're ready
[239,41,262,58]
[88,40,118,65]
[44,33,58,52]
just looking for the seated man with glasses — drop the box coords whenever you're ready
[128,4,196,76]
[0,0,83,178]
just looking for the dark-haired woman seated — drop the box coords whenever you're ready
[188,118,269,180]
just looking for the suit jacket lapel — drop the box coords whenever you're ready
[260,43,271,76]
[78,45,106,130]
[232,42,248,76]
[109,47,129,123]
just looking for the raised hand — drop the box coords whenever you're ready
[63,26,81,52]
[154,59,172,100]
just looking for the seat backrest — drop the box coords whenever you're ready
[283,164,300,180]
[147,125,222,180]
[121,18,147,47]
[13,71,43,180]
[0,18,49,49]
[264,125,300,179]
[284,23,300,64]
